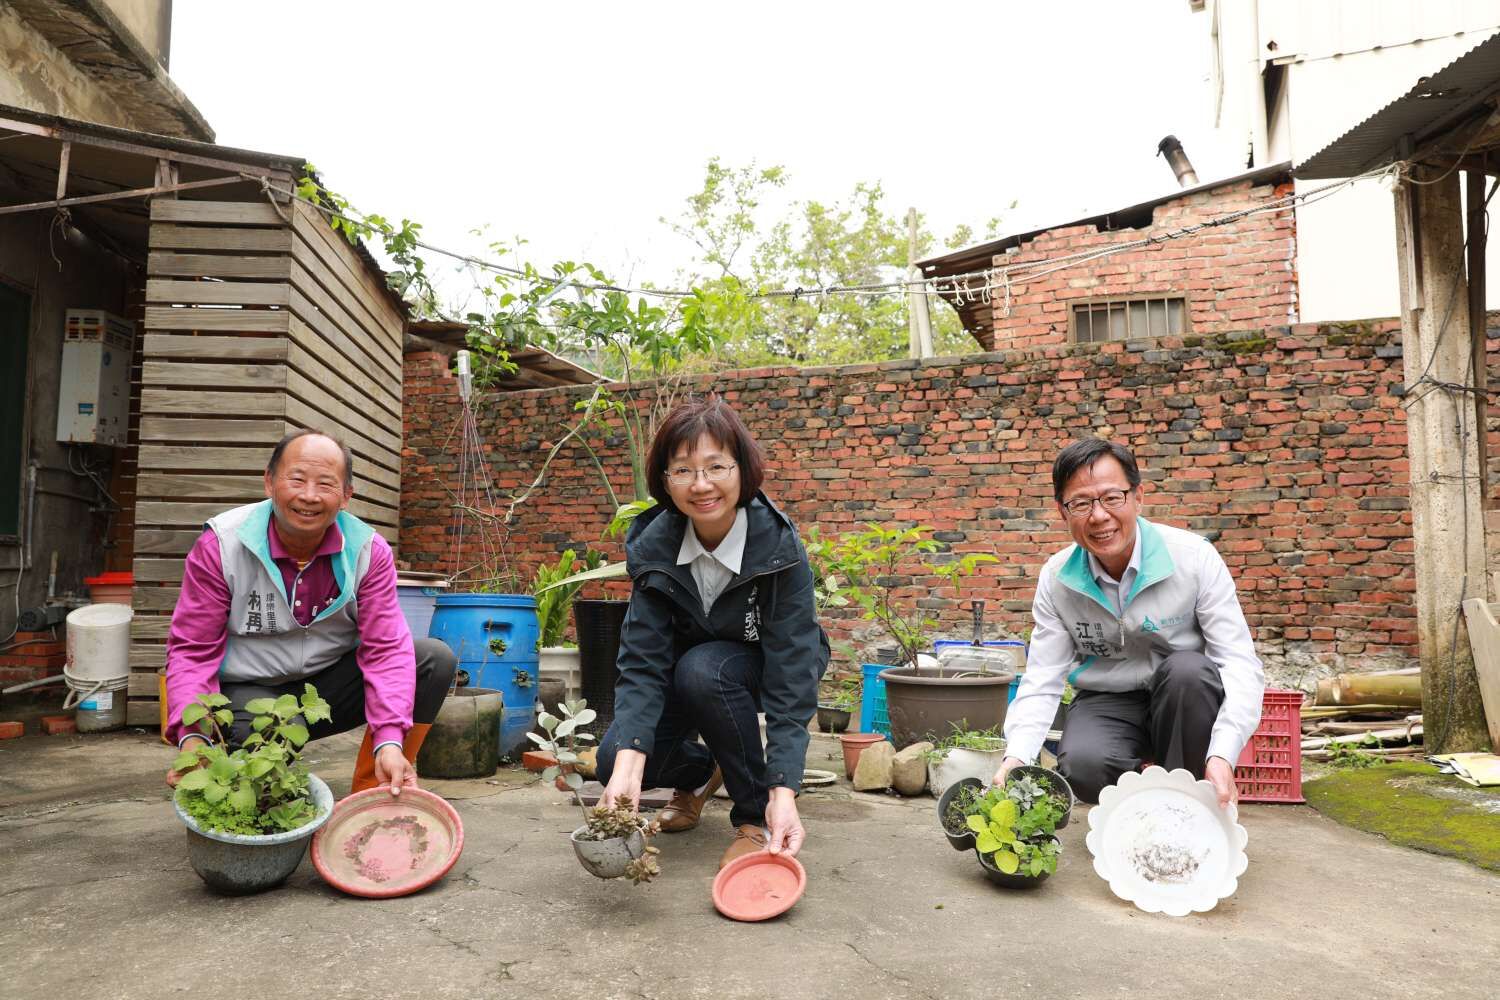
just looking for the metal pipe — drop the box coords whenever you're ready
[1157,135,1201,188]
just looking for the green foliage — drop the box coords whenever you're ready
[814,523,997,668]
[920,723,1006,763]
[173,685,330,836]
[963,777,1065,878]
[666,159,1000,365]
[527,698,598,815]
[532,548,606,648]
[819,674,862,712]
[1326,733,1385,769]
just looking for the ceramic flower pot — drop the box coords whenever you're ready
[816,704,852,734]
[837,732,887,780]
[570,825,646,879]
[176,774,334,894]
[927,744,1007,799]
[936,776,984,852]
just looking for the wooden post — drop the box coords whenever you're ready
[1393,163,1491,752]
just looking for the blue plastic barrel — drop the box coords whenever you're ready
[428,594,540,759]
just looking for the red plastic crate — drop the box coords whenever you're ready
[1234,688,1305,804]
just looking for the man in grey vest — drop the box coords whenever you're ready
[995,439,1265,807]
[165,429,455,795]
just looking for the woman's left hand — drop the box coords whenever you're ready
[764,787,804,857]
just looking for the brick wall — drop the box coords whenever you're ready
[402,318,1424,689]
[983,176,1297,353]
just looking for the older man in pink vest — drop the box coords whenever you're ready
[164,429,455,795]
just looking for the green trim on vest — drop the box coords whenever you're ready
[232,500,375,622]
[1124,518,1176,607]
[1067,655,1096,686]
[1055,517,1178,616]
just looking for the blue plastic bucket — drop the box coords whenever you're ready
[395,581,444,643]
[428,593,540,758]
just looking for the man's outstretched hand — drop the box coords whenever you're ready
[1205,755,1238,809]
[374,743,419,796]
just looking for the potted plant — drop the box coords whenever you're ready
[936,776,986,852]
[533,548,605,703]
[528,698,661,883]
[170,685,335,894]
[922,724,1008,797]
[816,675,860,734]
[821,524,1001,748]
[964,770,1068,888]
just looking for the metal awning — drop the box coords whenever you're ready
[1296,31,1500,179]
[406,320,603,391]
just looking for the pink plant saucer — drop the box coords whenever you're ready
[712,851,807,922]
[311,787,464,898]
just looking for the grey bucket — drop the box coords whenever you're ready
[176,774,334,894]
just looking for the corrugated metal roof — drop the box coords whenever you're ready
[1296,31,1500,179]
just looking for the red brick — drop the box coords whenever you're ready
[521,750,557,772]
[0,721,23,740]
[40,715,76,736]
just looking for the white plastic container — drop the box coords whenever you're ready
[64,603,133,732]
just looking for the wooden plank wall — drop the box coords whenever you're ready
[127,197,405,726]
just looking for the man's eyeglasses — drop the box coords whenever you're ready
[1061,489,1131,519]
[665,462,737,487]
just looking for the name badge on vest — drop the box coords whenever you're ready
[1073,619,1127,660]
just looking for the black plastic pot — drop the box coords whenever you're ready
[1006,764,1075,830]
[816,704,852,734]
[936,776,983,851]
[975,839,1057,889]
[574,599,628,736]
[879,666,1014,750]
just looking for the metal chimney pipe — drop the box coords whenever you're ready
[1157,135,1200,188]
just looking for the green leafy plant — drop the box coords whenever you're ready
[513,668,532,689]
[172,685,330,836]
[964,777,1065,878]
[532,548,606,648]
[819,674,861,711]
[1326,732,1384,769]
[529,699,662,884]
[819,524,997,668]
[941,782,987,836]
[920,723,1006,764]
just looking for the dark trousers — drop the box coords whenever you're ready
[220,637,456,746]
[596,640,768,829]
[1056,650,1225,804]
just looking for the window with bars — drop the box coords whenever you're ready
[1071,296,1188,343]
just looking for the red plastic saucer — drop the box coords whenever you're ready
[712,851,807,922]
[311,786,463,899]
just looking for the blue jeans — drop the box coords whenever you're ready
[596,640,768,828]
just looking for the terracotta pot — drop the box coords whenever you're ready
[838,732,887,780]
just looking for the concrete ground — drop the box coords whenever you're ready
[2,724,1497,1000]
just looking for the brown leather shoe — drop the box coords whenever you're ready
[719,823,768,870]
[657,767,722,832]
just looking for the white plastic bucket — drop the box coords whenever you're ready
[64,603,133,732]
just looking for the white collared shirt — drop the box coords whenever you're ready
[1087,530,1143,616]
[676,507,748,615]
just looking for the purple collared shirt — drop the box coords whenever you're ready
[165,516,415,750]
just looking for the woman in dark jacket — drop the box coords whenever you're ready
[597,396,830,870]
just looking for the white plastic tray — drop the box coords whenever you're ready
[1085,765,1249,916]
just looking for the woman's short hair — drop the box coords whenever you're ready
[646,396,765,510]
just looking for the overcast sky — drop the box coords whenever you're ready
[171,1,1243,297]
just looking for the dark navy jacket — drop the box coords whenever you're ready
[608,491,830,791]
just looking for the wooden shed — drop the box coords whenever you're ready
[0,106,406,726]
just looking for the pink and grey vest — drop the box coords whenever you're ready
[205,500,376,685]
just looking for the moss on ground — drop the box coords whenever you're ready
[1302,761,1500,872]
